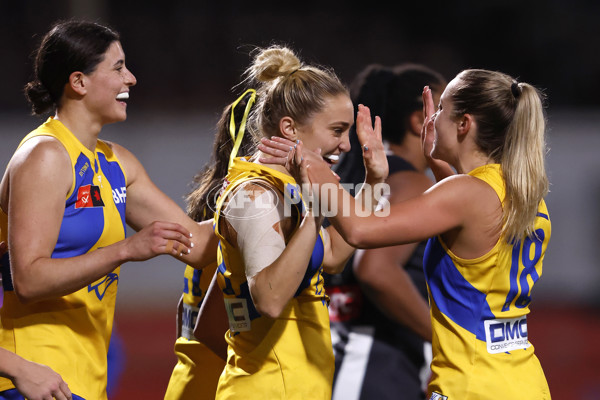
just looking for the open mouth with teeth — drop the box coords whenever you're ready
[323,154,339,167]
[116,92,129,102]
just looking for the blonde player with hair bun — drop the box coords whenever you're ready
[213,45,387,399]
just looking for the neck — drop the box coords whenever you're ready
[254,151,292,177]
[454,149,492,174]
[54,103,102,151]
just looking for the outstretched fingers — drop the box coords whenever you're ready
[356,105,388,182]
[421,86,436,156]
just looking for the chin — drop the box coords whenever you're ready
[103,115,127,126]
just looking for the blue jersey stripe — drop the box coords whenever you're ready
[424,237,494,341]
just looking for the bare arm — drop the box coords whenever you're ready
[221,178,321,319]
[113,143,219,268]
[248,211,320,318]
[175,294,183,339]
[352,171,433,341]
[0,348,72,400]
[4,138,194,303]
[194,271,229,361]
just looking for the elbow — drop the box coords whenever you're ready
[11,266,44,304]
[331,218,370,249]
[12,281,39,305]
[251,286,286,319]
[248,274,288,319]
[254,299,285,319]
[323,262,346,276]
[344,227,369,249]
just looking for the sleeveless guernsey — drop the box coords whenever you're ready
[0,117,127,400]
[214,157,332,400]
[424,164,551,400]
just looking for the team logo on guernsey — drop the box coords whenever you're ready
[88,272,119,300]
[75,185,105,208]
[429,392,448,400]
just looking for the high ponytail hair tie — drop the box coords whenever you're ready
[511,81,522,99]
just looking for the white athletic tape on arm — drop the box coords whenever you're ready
[224,186,286,278]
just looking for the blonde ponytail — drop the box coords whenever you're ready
[450,69,549,243]
[501,83,549,242]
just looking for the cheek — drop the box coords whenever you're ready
[433,119,441,139]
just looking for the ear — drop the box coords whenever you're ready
[408,109,424,137]
[279,116,297,141]
[457,113,473,138]
[67,71,87,96]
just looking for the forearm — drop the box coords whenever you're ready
[326,176,383,249]
[194,272,228,360]
[175,295,184,339]
[126,184,217,268]
[0,348,24,380]
[181,221,219,268]
[322,226,353,275]
[361,273,432,342]
[11,240,129,303]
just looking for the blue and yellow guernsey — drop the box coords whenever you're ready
[164,263,225,400]
[0,117,127,400]
[213,157,332,400]
[424,164,551,400]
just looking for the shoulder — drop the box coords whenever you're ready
[106,141,146,183]
[221,178,296,239]
[428,174,500,214]
[224,179,283,217]
[10,135,71,174]
[4,136,72,198]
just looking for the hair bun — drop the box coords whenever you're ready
[251,46,301,82]
[24,80,54,115]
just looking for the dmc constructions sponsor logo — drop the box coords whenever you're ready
[208,181,391,219]
[484,316,530,354]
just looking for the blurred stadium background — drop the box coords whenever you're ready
[1,1,599,398]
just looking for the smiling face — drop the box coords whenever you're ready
[83,41,137,125]
[293,93,354,167]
